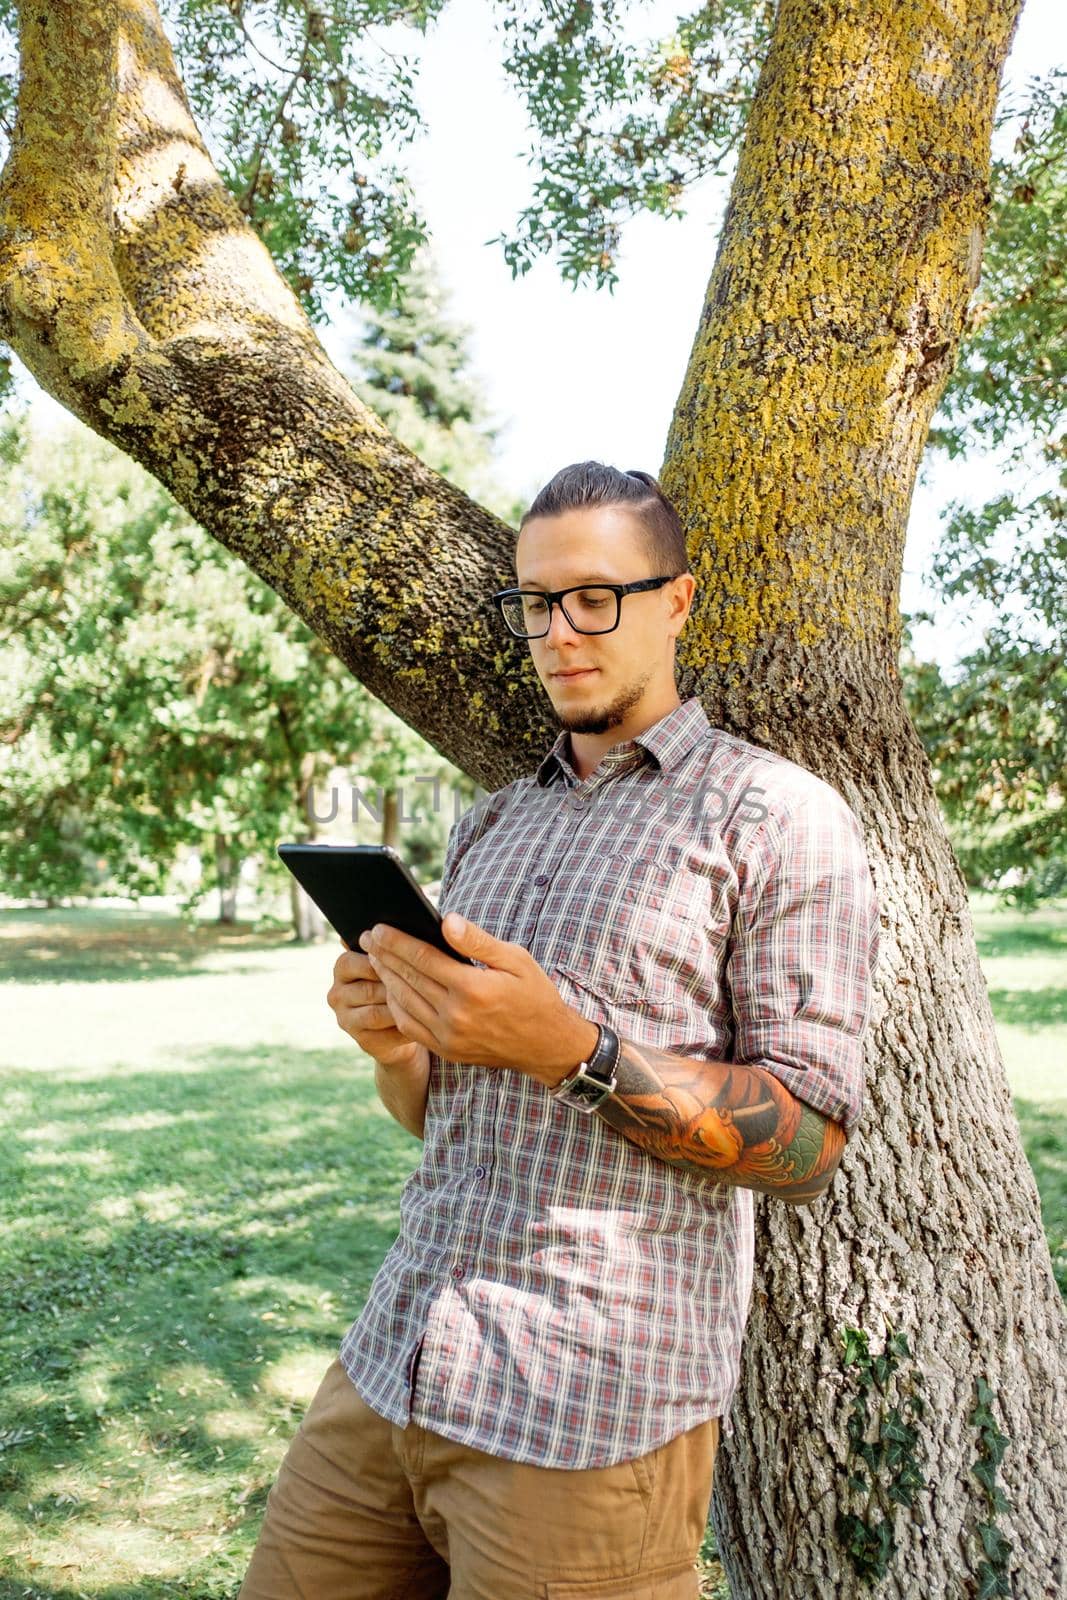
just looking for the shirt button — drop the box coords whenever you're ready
[474,1164,487,1179]
[533,874,549,886]
[451,1265,464,1279]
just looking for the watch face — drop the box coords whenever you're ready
[551,1027,618,1112]
[568,1073,611,1109]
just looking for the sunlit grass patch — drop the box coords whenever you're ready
[1,898,1062,1595]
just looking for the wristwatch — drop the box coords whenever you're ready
[547,1021,621,1113]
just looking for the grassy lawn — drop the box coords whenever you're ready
[0,895,1063,1597]
[969,893,1067,1296]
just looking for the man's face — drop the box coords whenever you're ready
[514,504,692,736]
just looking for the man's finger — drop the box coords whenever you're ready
[439,912,511,968]
[338,978,385,1006]
[362,922,479,987]
[341,1002,399,1033]
[329,973,386,1013]
[375,990,432,1048]
[371,960,440,1032]
[335,950,377,984]
[367,943,449,1007]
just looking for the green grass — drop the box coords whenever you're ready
[970,893,1067,1295]
[0,896,1062,1596]
[0,907,421,1596]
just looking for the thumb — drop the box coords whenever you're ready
[442,911,506,964]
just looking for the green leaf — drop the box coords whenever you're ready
[841,1327,869,1366]
[976,1561,1012,1599]
[979,1521,1013,1562]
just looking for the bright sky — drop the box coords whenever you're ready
[16,0,1064,671]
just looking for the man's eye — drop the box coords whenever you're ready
[525,597,547,613]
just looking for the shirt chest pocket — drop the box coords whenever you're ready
[556,848,718,1005]
[614,848,708,930]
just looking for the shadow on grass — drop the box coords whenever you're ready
[987,987,1067,1029]
[0,1041,421,1589]
[0,907,322,984]
[972,911,1067,962]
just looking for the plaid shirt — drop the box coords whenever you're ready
[340,695,880,1467]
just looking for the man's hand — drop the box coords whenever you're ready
[359,913,599,1085]
[327,940,428,1075]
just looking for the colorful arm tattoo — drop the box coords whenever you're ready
[594,1037,846,1204]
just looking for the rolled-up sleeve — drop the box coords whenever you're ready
[726,787,880,1138]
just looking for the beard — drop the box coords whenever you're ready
[552,667,654,735]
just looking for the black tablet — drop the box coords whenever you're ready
[276,842,476,964]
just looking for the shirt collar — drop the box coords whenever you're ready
[534,695,710,787]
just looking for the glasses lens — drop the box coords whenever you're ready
[561,587,619,633]
[501,588,619,637]
[500,594,539,635]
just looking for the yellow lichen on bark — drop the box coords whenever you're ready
[664,0,1016,675]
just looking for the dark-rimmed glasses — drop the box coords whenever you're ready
[492,575,681,639]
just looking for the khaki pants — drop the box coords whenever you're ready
[239,1356,720,1599]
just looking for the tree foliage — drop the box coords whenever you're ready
[902,66,1066,904]
[0,243,508,915]
[349,244,527,522]
[901,619,1066,906]
[0,413,374,912]
[485,0,769,286]
[0,0,767,322]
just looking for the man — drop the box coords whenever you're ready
[240,462,880,1598]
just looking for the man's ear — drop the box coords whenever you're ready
[670,575,696,635]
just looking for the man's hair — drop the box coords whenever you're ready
[519,461,691,577]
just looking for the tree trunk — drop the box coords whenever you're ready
[289,869,327,945]
[382,788,401,852]
[0,2,1062,1595]
[213,831,239,924]
[289,756,328,944]
[656,2,1066,1594]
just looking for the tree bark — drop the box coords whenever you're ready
[0,1,1062,1596]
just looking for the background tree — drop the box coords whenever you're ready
[0,2,1063,1594]
[0,242,505,930]
[349,242,527,528]
[900,66,1065,908]
[0,413,381,926]
[900,616,1066,906]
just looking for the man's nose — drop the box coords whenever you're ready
[545,598,583,645]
